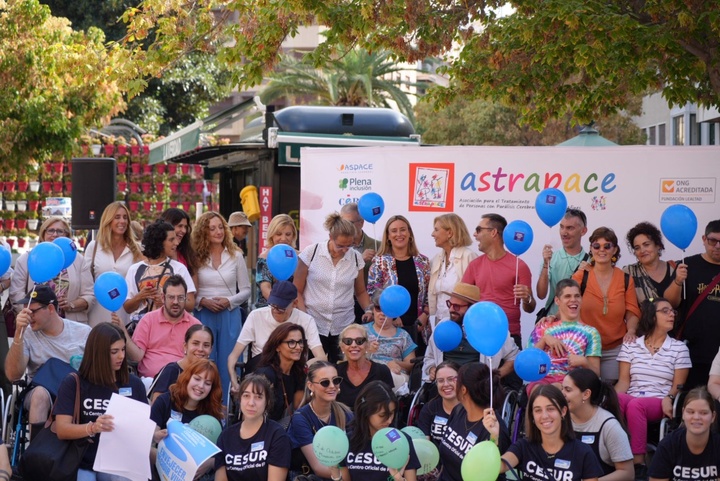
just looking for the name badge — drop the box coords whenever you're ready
[466,432,477,446]
[251,442,265,452]
[119,387,132,397]
[581,435,595,444]
[433,416,448,426]
[170,410,183,421]
[554,459,571,469]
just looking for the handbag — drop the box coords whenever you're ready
[2,296,16,338]
[20,373,91,481]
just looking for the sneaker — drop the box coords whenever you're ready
[634,463,648,481]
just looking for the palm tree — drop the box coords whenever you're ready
[261,48,417,124]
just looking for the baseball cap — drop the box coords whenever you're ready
[228,212,252,227]
[267,281,298,309]
[16,285,58,307]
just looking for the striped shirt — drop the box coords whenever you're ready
[617,336,691,398]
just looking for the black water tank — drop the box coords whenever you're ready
[271,106,415,137]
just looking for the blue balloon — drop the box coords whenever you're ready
[53,237,78,270]
[267,244,298,281]
[94,272,128,312]
[0,248,10,278]
[379,285,411,318]
[28,242,65,284]
[358,193,385,224]
[535,188,568,228]
[463,302,508,356]
[433,321,463,352]
[660,204,697,250]
[502,220,534,256]
[514,348,552,382]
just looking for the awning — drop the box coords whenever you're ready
[556,125,618,147]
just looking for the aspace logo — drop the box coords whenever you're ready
[659,178,716,203]
[339,178,372,191]
[459,167,617,193]
[338,163,373,173]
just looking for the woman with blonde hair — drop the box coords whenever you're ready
[294,212,371,362]
[428,213,477,325]
[256,214,297,308]
[191,211,251,400]
[83,202,143,326]
[10,216,95,324]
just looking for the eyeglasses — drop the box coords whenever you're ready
[311,376,343,388]
[46,229,68,236]
[29,305,48,315]
[341,337,367,346]
[282,339,305,349]
[706,237,720,247]
[446,300,469,311]
[656,307,678,316]
[436,376,457,385]
[591,242,614,250]
[333,241,353,250]
[475,226,494,234]
[165,295,186,303]
[270,304,287,314]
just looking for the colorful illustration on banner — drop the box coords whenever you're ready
[408,163,454,212]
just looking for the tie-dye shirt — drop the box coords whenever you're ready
[529,317,602,377]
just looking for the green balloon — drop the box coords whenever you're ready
[313,426,349,467]
[412,438,439,475]
[401,426,426,440]
[371,428,410,470]
[188,415,222,444]
[461,441,501,481]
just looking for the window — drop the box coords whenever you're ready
[673,116,685,145]
[648,126,656,145]
[710,124,717,145]
[658,123,666,145]
[689,114,699,145]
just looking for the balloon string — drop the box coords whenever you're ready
[373,224,378,253]
[514,256,519,306]
[20,284,37,339]
[682,252,686,299]
[488,357,493,411]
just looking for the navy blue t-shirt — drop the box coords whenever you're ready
[150,391,202,429]
[649,428,720,481]
[53,373,148,470]
[150,361,183,398]
[345,431,421,481]
[335,362,394,410]
[214,420,291,480]
[438,405,510,481]
[417,396,452,447]
[507,438,603,481]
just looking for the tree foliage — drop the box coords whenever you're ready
[261,48,416,123]
[116,0,720,127]
[0,0,123,168]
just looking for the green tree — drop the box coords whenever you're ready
[116,0,720,127]
[261,49,416,123]
[0,0,123,168]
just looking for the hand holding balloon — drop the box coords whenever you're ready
[481,408,500,439]
[674,263,688,284]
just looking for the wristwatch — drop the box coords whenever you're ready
[69,301,76,312]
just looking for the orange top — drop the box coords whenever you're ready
[572,267,641,350]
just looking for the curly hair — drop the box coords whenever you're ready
[265,214,297,250]
[191,212,238,265]
[169,359,223,421]
[161,208,199,275]
[96,202,142,261]
[626,221,665,256]
[142,219,175,260]
[257,323,308,381]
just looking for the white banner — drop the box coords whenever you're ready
[300,145,720,341]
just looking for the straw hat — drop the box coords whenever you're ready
[442,282,481,305]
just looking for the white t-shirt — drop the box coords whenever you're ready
[236,307,322,356]
[22,318,91,380]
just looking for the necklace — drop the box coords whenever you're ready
[464,414,482,433]
[645,336,665,354]
[308,401,330,424]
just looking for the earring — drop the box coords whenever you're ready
[611,255,618,263]
[310,391,314,397]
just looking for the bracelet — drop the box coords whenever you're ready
[667,393,676,401]
[86,421,96,437]
[331,475,342,481]
[674,280,683,286]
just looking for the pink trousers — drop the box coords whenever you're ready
[617,392,663,455]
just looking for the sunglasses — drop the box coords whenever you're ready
[341,337,367,346]
[591,242,614,250]
[475,226,494,234]
[312,377,343,388]
[270,304,287,314]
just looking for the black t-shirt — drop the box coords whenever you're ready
[214,420,291,480]
[335,362,394,410]
[150,361,183,398]
[53,373,148,470]
[648,428,720,481]
[255,366,305,421]
[417,396,452,446]
[395,258,420,326]
[679,254,720,365]
[438,405,511,481]
[444,335,480,366]
[345,432,421,481]
[150,391,202,429]
[507,438,603,481]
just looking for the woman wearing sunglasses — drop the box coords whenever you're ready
[572,227,641,382]
[288,361,353,480]
[255,323,309,422]
[336,324,394,409]
[615,298,691,481]
[365,288,417,389]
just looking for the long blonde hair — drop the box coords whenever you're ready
[378,215,419,257]
[299,361,351,430]
[97,202,142,261]
[191,211,238,264]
